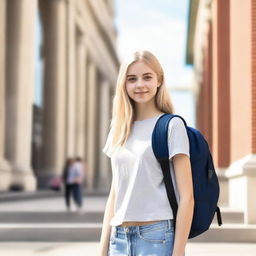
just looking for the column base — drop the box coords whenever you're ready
[0,159,12,191]
[225,154,256,224]
[217,168,229,207]
[10,169,37,192]
[96,177,111,193]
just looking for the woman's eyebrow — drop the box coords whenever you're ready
[126,72,153,77]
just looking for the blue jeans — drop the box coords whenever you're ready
[108,219,175,256]
[65,184,83,208]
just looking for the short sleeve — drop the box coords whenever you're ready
[168,117,190,161]
[102,129,113,158]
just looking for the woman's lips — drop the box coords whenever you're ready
[135,92,148,94]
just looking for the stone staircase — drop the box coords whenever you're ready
[0,211,103,242]
[0,193,255,242]
[190,207,256,243]
[0,192,105,242]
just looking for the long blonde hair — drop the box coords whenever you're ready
[109,50,175,152]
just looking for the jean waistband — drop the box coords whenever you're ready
[113,219,174,234]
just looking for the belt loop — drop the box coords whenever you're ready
[168,219,172,230]
[167,219,170,230]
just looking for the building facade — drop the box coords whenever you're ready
[0,0,119,193]
[187,0,256,226]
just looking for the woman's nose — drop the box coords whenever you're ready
[135,78,144,88]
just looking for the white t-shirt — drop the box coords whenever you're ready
[102,113,190,226]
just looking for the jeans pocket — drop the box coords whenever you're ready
[138,227,167,244]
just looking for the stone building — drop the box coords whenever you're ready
[0,0,119,193]
[187,0,256,241]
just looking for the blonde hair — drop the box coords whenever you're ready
[109,50,174,152]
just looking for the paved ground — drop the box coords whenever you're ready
[0,194,106,213]
[0,242,256,256]
[0,193,255,255]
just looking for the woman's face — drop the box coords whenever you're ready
[125,61,159,104]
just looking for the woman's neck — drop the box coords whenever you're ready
[134,108,164,121]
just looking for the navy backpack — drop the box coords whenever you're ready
[152,113,222,239]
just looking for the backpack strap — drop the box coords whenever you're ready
[152,113,187,159]
[158,157,178,231]
[152,113,186,231]
[216,206,223,226]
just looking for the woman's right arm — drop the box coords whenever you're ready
[99,179,116,256]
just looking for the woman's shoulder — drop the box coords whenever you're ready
[167,116,187,138]
[168,116,185,127]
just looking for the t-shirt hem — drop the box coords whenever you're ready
[110,215,174,227]
[169,151,190,161]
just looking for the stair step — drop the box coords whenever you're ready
[0,210,244,224]
[0,223,102,242]
[190,224,256,243]
[0,211,104,223]
[212,209,244,224]
[0,191,108,202]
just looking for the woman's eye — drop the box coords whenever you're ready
[128,77,136,82]
[144,76,152,80]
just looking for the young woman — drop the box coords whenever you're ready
[99,50,194,256]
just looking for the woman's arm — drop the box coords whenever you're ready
[99,179,116,256]
[171,154,194,256]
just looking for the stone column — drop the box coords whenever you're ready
[250,0,256,224]
[98,80,111,191]
[5,0,38,191]
[216,0,231,168]
[87,62,98,191]
[39,0,67,187]
[75,34,87,159]
[66,0,76,157]
[0,0,11,191]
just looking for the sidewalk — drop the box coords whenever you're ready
[0,242,255,256]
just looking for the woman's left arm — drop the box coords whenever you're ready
[171,153,194,256]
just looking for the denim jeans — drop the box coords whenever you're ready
[108,219,175,256]
[65,183,83,208]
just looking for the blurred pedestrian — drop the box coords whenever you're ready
[62,157,75,212]
[63,156,85,213]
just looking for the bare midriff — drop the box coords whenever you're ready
[120,220,161,227]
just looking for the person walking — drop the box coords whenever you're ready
[62,157,85,213]
[99,50,194,256]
